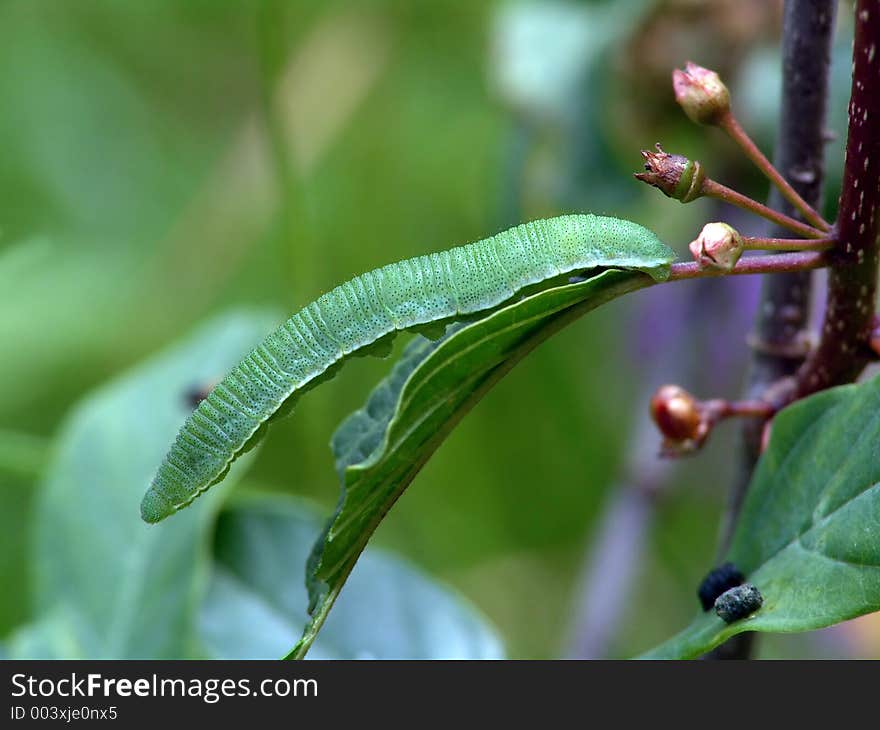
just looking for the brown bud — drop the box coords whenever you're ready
[650,385,702,443]
[634,144,705,203]
[688,222,744,271]
[672,62,731,126]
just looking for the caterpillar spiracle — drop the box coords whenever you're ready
[141,214,674,523]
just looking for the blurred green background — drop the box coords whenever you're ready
[2,0,877,659]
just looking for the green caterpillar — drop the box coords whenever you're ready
[141,214,673,523]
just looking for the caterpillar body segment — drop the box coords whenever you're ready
[142,214,673,523]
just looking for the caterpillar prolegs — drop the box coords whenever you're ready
[141,214,673,522]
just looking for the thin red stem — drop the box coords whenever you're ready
[720,399,775,418]
[701,397,775,423]
[702,179,827,239]
[742,235,836,251]
[719,111,831,231]
[668,251,828,281]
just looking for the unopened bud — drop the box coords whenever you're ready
[650,385,702,444]
[634,144,705,203]
[689,222,743,271]
[672,62,731,126]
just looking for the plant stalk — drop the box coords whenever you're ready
[793,2,880,397]
[719,112,831,231]
[712,0,837,660]
[702,179,827,239]
[668,251,827,281]
[742,236,835,251]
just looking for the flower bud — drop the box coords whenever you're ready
[689,222,744,271]
[672,62,730,126]
[650,385,702,443]
[634,144,705,203]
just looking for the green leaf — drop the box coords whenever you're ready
[29,311,276,658]
[642,380,880,659]
[140,215,672,524]
[292,268,658,658]
[0,471,34,635]
[199,494,503,659]
[2,605,94,660]
[0,428,48,479]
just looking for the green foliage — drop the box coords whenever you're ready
[201,494,503,659]
[643,379,880,659]
[292,268,662,658]
[29,312,276,658]
[141,215,672,524]
[6,312,502,659]
[5,0,866,661]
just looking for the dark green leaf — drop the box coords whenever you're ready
[200,494,503,659]
[292,268,657,658]
[28,311,276,658]
[642,380,880,659]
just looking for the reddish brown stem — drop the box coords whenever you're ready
[718,399,775,419]
[719,111,831,231]
[794,1,880,397]
[702,179,827,239]
[668,251,828,281]
[742,235,836,251]
[701,397,775,427]
[713,0,837,662]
